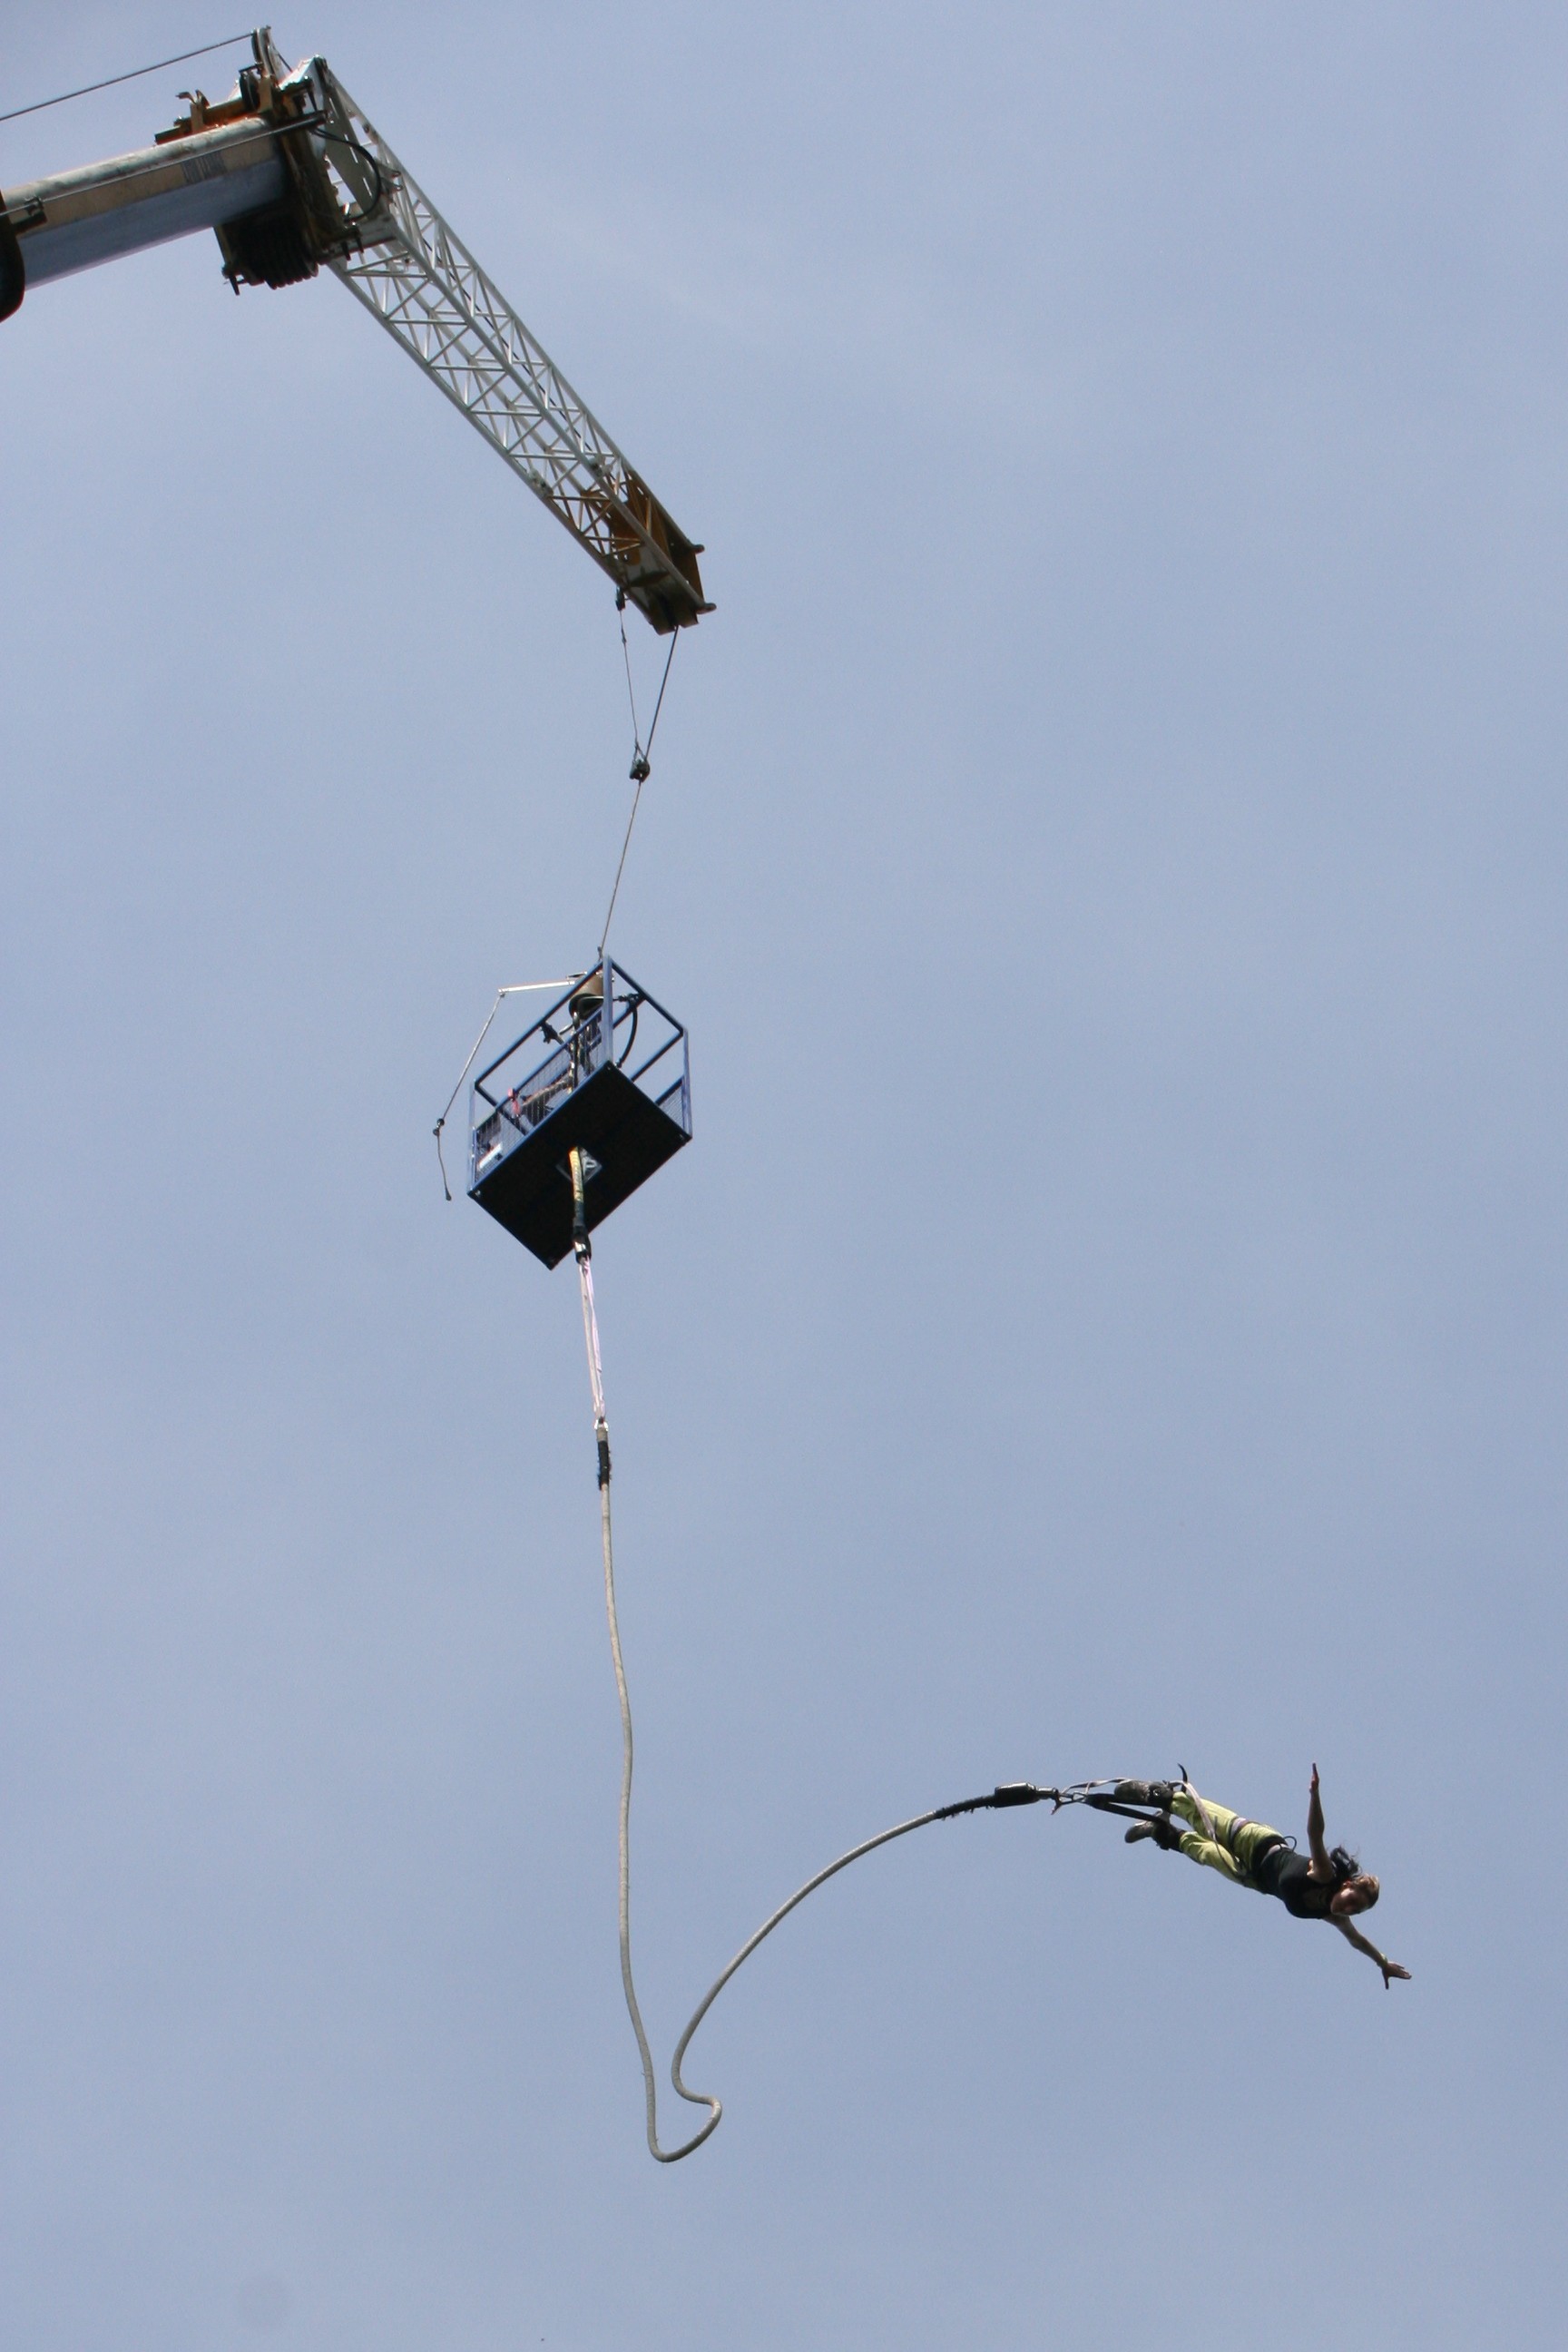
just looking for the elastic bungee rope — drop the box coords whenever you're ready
[565,1146,1137,2162]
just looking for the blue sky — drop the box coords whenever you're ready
[3,5,1564,2347]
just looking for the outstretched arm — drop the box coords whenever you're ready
[1307,1761,1333,1880]
[1331,1916,1411,1989]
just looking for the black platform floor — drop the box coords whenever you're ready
[469,1061,690,1268]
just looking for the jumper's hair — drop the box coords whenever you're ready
[1329,1846,1381,1908]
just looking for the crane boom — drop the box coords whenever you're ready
[0,27,709,632]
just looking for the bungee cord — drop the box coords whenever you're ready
[564,1142,1134,2162]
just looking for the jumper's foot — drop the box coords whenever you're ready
[1114,1779,1174,1809]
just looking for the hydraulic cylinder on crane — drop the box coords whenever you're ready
[0,27,709,633]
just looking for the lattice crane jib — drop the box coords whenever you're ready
[307,71,709,635]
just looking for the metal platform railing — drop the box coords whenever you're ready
[467,958,689,1194]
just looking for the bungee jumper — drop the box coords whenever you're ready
[1104,1766,1412,1989]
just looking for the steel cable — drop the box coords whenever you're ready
[0,34,254,126]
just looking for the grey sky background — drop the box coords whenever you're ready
[3,4,1564,2345]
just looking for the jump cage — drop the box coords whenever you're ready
[468,958,691,1266]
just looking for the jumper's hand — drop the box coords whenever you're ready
[1381,1959,1411,1989]
[1310,1762,1320,1798]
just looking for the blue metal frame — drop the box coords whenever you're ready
[468,956,691,1197]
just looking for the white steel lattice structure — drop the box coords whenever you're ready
[0,26,709,633]
[309,61,709,634]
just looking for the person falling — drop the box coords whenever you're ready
[1117,1764,1412,1989]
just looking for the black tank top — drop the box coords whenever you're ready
[1252,1844,1336,1920]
